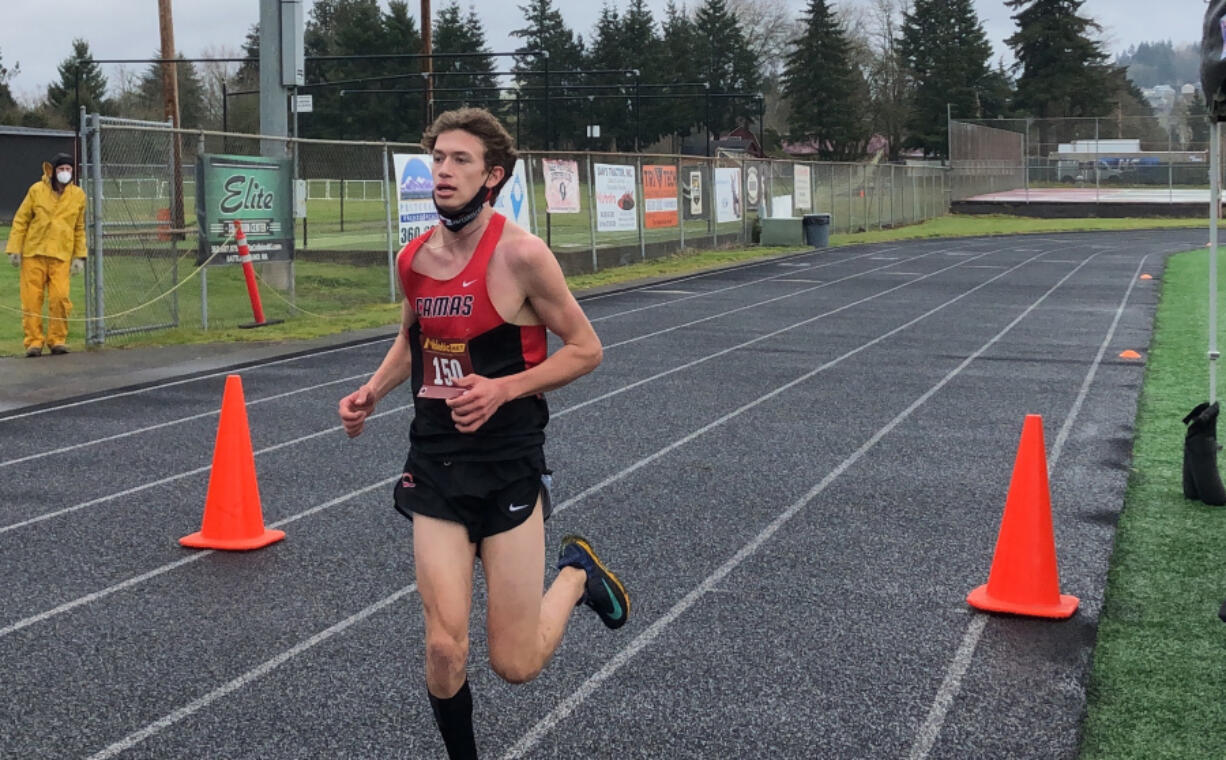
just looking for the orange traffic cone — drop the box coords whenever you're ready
[180,375,285,551]
[966,415,1078,618]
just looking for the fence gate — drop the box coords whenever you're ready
[82,113,181,344]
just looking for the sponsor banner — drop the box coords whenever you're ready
[594,163,638,232]
[746,164,760,206]
[686,169,703,217]
[543,159,581,213]
[714,167,742,223]
[491,158,530,228]
[794,163,812,211]
[642,164,678,228]
[393,153,437,247]
[195,153,294,266]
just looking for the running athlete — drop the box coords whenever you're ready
[338,108,630,760]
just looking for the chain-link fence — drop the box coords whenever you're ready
[77,115,951,345]
[950,115,1214,200]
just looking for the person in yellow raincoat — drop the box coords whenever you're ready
[5,153,87,357]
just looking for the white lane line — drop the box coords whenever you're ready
[587,247,905,323]
[3,251,867,423]
[68,248,1068,758]
[599,248,977,352]
[83,580,420,760]
[0,248,1033,635]
[0,479,395,639]
[500,252,1103,760]
[0,374,369,470]
[0,246,1002,532]
[0,404,413,536]
[0,340,394,422]
[905,254,1148,760]
[0,249,895,445]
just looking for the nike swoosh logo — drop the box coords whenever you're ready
[602,579,624,620]
[462,279,479,288]
[508,503,530,512]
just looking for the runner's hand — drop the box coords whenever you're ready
[70,259,84,275]
[339,386,377,438]
[447,374,507,433]
[7,254,17,267]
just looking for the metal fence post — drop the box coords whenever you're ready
[586,154,598,273]
[197,131,207,329]
[677,154,685,251]
[383,141,397,303]
[637,155,646,261]
[89,113,106,344]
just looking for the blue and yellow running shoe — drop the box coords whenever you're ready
[557,534,630,630]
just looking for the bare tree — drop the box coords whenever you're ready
[198,45,242,130]
[865,0,911,160]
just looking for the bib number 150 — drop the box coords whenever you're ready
[432,356,464,386]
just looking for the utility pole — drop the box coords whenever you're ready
[157,0,185,236]
[422,0,432,125]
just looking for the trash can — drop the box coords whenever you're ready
[802,213,832,248]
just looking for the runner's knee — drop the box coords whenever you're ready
[425,630,469,675]
[488,646,541,685]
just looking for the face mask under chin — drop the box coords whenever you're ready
[434,179,491,232]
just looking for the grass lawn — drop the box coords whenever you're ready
[1078,246,1226,759]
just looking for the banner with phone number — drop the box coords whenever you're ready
[393,153,437,247]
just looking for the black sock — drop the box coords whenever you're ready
[429,678,477,760]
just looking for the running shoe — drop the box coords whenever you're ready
[557,534,630,630]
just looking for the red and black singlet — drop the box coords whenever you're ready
[397,212,548,460]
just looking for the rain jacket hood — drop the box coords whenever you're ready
[4,162,87,262]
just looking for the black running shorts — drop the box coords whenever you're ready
[392,449,553,543]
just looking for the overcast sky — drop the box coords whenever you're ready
[0,0,1208,102]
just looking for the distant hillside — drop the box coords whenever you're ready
[1117,41,1200,89]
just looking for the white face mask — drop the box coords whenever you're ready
[56,170,72,185]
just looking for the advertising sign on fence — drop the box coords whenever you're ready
[687,169,703,216]
[543,159,581,213]
[794,163,812,211]
[491,158,531,228]
[393,153,437,247]
[195,153,294,266]
[594,163,638,232]
[714,167,742,223]
[746,164,760,206]
[642,164,678,228]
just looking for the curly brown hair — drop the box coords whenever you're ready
[421,108,518,202]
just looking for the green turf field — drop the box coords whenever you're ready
[1078,246,1226,759]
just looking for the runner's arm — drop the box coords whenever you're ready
[501,237,602,399]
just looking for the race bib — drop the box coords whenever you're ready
[419,335,473,399]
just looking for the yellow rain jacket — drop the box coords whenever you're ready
[5,162,87,262]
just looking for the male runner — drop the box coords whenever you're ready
[338,108,630,759]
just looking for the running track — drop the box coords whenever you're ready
[0,229,1202,759]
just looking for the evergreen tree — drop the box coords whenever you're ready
[620,0,667,149]
[0,49,18,124]
[899,0,994,158]
[305,0,423,142]
[46,39,108,128]
[660,1,702,140]
[693,0,761,139]
[512,0,585,149]
[584,5,625,150]
[433,2,498,115]
[381,0,426,141]
[1005,0,1112,145]
[132,55,210,129]
[1186,89,1210,148]
[782,0,868,160]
